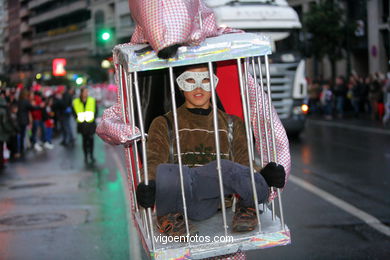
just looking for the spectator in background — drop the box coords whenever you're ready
[61,86,75,146]
[72,87,98,164]
[17,89,40,156]
[383,73,390,126]
[0,92,13,169]
[333,76,347,118]
[350,77,363,117]
[368,76,382,120]
[308,81,321,115]
[7,103,21,160]
[320,83,333,120]
[30,91,45,152]
[42,97,55,150]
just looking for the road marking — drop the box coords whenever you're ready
[289,175,390,237]
[308,120,390,135]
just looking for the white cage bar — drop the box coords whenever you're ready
[115,33,290,259]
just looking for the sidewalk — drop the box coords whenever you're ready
[0,135,134,259]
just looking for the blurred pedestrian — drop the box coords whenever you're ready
[72,87,98,164]
[30,91,45,152]
[349,77,363,117]
[61,86,75,146]
[320,83,333,120]
[0,92,13,169]
[17,89,41,156]
[7,103,21,160]
[308,80,321,115]
[42,97,55,150]
[333,76,347,118]
[382,73,390,126]
[368,76,382,120]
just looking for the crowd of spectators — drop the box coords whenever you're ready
[307,72,390,125]
[0,86,76,170]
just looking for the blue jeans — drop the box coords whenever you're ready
[31,120,46,144]
[45,127,53,144]
[61,116,74,144]
[155,160,270,221]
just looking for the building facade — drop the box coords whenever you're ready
[0,0,6,78]
[288,0,390,80]
[3,0,135,85]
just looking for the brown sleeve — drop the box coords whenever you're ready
[232,116,261,172]
[145,115,170,181]
[231,115,249,167]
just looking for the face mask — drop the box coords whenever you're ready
[176,71,219,92]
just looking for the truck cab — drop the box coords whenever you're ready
[206,0,308,135]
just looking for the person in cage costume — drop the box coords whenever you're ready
[97,1,291,259]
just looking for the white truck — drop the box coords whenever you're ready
[206,0,308,135]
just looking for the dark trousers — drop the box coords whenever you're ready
[7,135,19,158]
[82,134,94,158]
[155,160,269,221]
[31,120,45,144]
[19,124,27,154]
[0,141,3,168]
[61,116,74,144]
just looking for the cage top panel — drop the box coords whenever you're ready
[114,33,272,72]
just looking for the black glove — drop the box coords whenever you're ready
[260,162,286,188]
[136,180,156,208]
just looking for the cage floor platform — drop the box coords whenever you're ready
[134,206,290,260]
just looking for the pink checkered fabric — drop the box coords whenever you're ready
[247,73,291,183]
[96,102,140,145]
[129,0,219,53]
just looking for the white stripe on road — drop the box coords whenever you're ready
[289,175,390,237]
[309,120,390,135]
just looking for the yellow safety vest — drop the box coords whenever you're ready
[72,97,96,123]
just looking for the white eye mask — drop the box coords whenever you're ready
[176,71,219,92]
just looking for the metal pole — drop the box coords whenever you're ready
[168,67,190,239]
[251,57,264,168]
[257,56,273,215]
[265,55,285,229]
[208,62,228,235]
[133,72,156,250]
[129,72,150,237]
[244,59,255,161]
[237,59,261,232]
[123,70,139,213]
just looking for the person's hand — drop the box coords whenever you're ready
[259,162,286,188]
[136,180,156,208]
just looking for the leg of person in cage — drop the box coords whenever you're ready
[137,159,285,236]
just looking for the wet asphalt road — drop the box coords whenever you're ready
[0,117,389,259]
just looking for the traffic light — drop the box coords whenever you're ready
[96,27,115,46]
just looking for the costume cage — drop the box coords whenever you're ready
[113,33,291,260]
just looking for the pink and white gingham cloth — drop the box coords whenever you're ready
[129,0,220,53]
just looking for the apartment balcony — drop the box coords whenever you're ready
[29,1,88,26]
[21,39,32,49]
[21,54,32,64]
[20,6,30,18]
[20,21,32,34]
[28,0,55,9]
[31,48,89,63]
[32,21,90,45]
